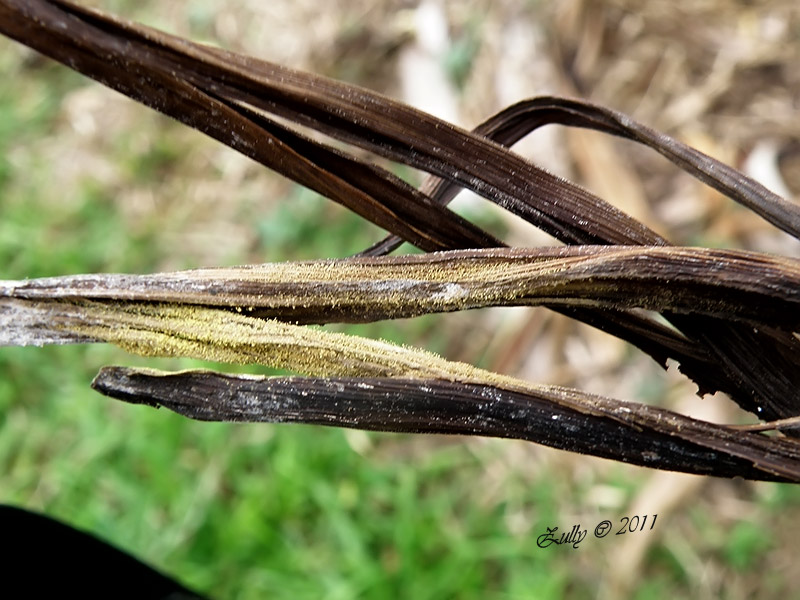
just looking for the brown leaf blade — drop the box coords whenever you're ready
[0,0,498,253]
[0,0,662,247]
[91,367,800,483]
[3,247,799,329]
[365,97,800,254]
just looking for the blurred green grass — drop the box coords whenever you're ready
[3,16,800,600]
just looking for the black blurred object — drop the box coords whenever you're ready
[1,505,210,599]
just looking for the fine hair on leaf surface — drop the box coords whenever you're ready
[1,0,800,481]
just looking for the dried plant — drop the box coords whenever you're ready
[2,0,800,482]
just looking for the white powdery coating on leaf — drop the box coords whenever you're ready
[0,299,96,346]
[431,283,467,302]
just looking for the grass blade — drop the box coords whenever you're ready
[3,246,799,329]
[91,367,800,483]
